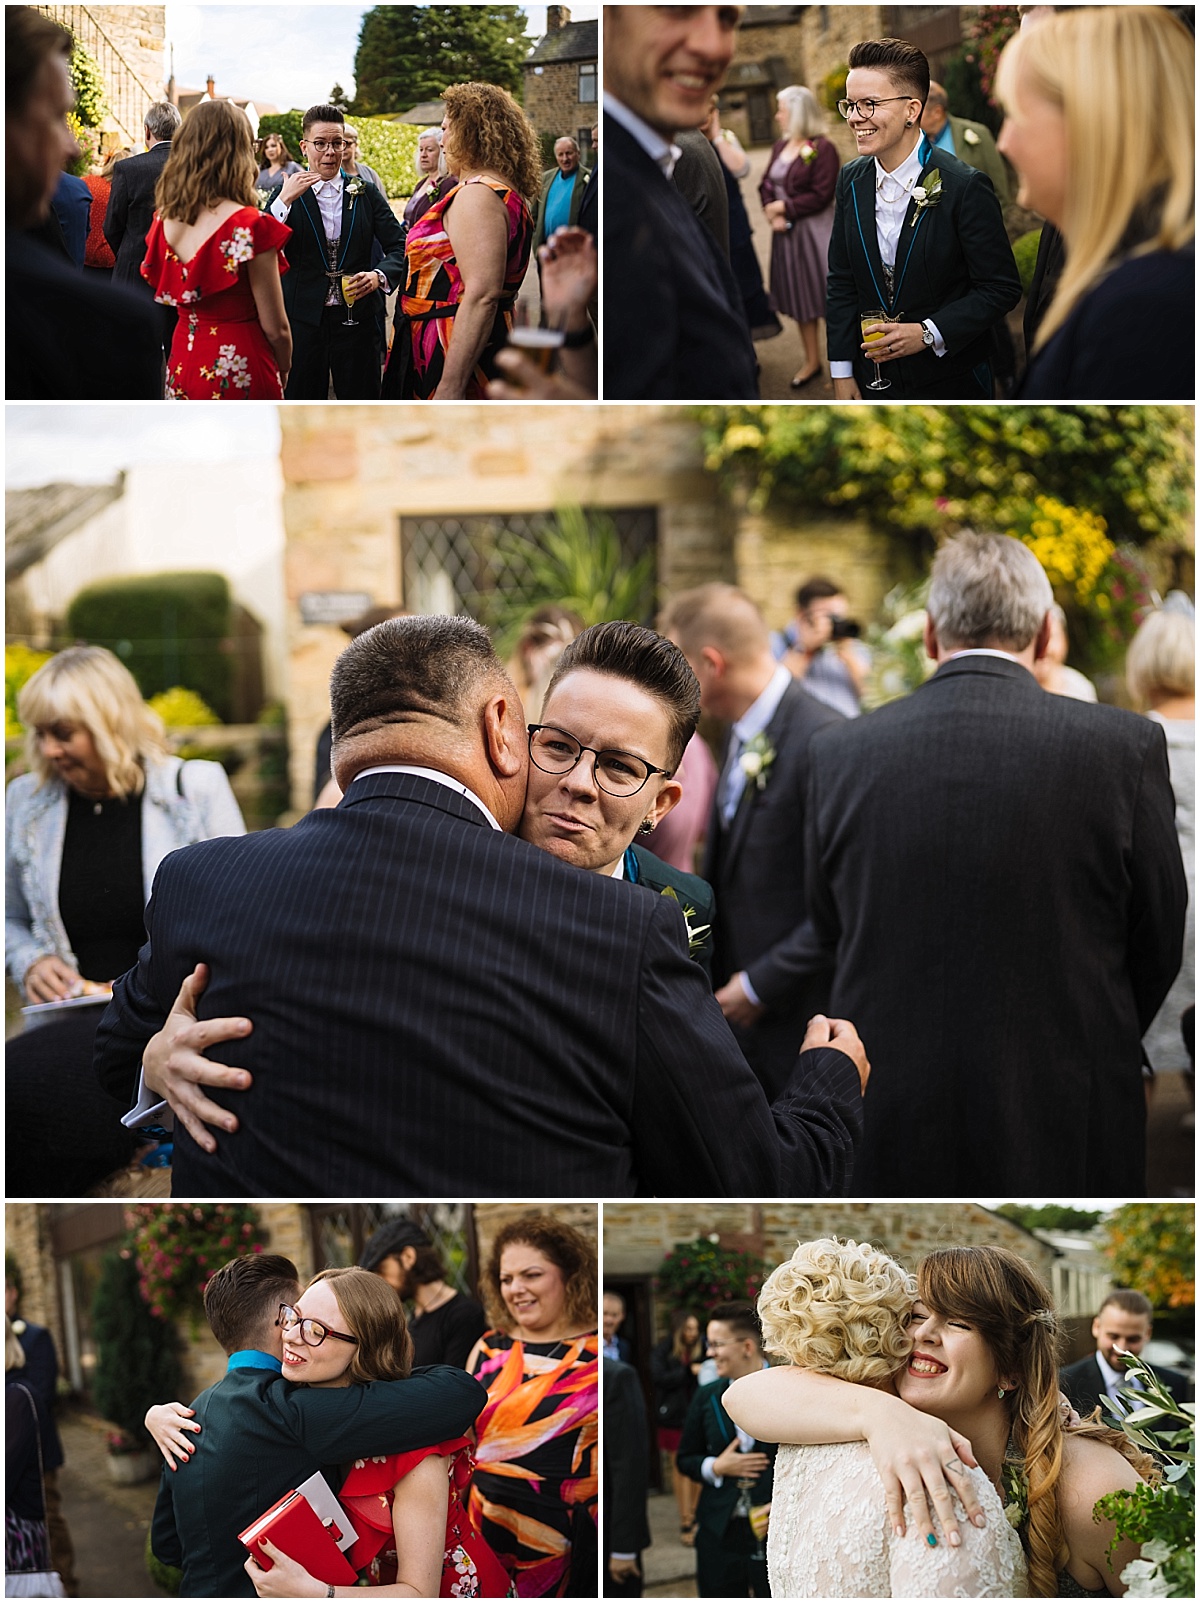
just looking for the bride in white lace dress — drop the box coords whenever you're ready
[727,1243,1153,1600]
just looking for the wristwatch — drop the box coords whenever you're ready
[920,320,936,348]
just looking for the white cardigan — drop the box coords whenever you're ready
[5,755,245,994]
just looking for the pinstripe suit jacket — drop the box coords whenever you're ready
[94,771,862,1196]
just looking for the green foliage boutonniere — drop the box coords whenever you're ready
[911,168,943,225]
[799,140,817,165]
[659,885,711,962]
[739,733,777,792]
[344,175,365,198]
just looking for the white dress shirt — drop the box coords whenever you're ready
[719,664,791,827]
[270,174,393,303]
[603,90,681,179]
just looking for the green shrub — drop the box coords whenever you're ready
[148,687,221,729]
[256,112,422,199]
[66,573,235,721]
[91,1251,182,1446]
[144,1532,182,1596]
[1012,228,1042,298]
[5,644,52,739]
[69,41,107,128]
[256,109,305,160]
[820,64,848,115]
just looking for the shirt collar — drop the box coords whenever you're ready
[312,173,344,197]
[353,765,503,831]
[875,137,926,194]
[1095,1349,1141,1394]
[733,663,792,745]
[942,648,1028,666]
[604,92,682,177]
[227,1349,282,1373]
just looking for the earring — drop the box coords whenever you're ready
[905,119,914,126]
[997,1386,1007,1400]
[638,819,654,836]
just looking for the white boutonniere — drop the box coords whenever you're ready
[739,732,777,792]
[1001,1460,1028,1530]
[11,1319,26,1337]
[659,886,711,962]
[910,168,942,225]
[344,175,365,197]
[799,140,816,165]
[963,126,980,146]
[254,187,271,211]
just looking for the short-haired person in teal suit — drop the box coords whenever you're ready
[145,1253,485,1597]
[827,37,1020,400]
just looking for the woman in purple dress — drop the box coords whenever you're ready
[759,85,840,389]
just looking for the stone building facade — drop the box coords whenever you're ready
[522,6,598,157]
[277,404,908,810]
[36,5,167,145]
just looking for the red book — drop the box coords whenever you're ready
[238,1488,360,1586]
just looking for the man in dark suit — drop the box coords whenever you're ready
[779,532,1187,1194]
[96,615,868,1198]
[149,1252,485,1597]
[603,5,758,399]
[604,1357,651,1597]
[678,1304,775,1598]
[603,1291,634,1366]
[662,584,842,1102]
[827,37,1020,400]
[266,104,406,399]
[6,1268,76,1594]
[104,100,180,290]
[5,6,161,399]
[1061,1290,1193,1423]
[579,124,598,238]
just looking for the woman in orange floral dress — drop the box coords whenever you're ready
[466,1218,598,1598]
[382,83,539,401]
[142,99,291,399]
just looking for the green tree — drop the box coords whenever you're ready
[1102,1205,1195,1310]
[91,1251,182,1445]
[352,5,528,114]
[994,1204,1105,1233]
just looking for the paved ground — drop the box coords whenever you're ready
[56,1410,169,1598]
[643,1486,699,1598]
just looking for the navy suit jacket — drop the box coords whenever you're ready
[792,655,1187,1194]
[95,772,863,1197]
[104,140,173,291]
[150,1361,485,1597]
[1060,1353,1193,1420]
[603,112,757,399]
[604,1359,651,1561]
[826,142,1020,397]
[677,1378,775,1539]
[703,679,843,1101]
[266,178,406,331]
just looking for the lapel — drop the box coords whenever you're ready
[849,159,892,312]
[339,173,356,251]
[890,134,939,307]
[707,1379,736,1450]
[720,685,794,880]
[851,133,936,315]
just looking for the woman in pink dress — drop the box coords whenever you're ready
[142,99,292,399]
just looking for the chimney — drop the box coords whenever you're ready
[206,74,215,98]
[546,6,569,32]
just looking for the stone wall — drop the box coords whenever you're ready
[5,1204,59,1347]
[735,509,919,636]
[86,5,167,99]
[523,62,596,143]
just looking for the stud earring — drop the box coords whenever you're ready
[638,819,654,836]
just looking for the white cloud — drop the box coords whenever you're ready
[5,406,279,488]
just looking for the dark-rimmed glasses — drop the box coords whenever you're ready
[527,725,670,797]
[837,97,911,119]
[276,1303,358,1348]
[305,138,345,153]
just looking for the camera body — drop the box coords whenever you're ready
[829,617,861,642]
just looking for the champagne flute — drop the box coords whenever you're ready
[860,307,891,393]
[340,274,359,328]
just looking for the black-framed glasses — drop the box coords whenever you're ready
[837,96,911,119]
[276,1303,358,1348]
[527,725,671,797]
[305,138,345,152]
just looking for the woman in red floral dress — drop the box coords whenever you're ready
[244,1269,511,1600]
[142,99,291,399]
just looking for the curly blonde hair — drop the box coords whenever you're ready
[18,645,168,798]
[441,82,542,204]
[758,1237,916,1384]
[156,99,259,223]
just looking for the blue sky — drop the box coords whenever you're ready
[163,4,598,114]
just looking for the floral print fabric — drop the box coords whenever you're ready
[141,206,290,399]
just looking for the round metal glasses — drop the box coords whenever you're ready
[527,725,670,797]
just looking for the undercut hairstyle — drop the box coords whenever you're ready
[18,645,169,798]
[758,1237,915,1384]
[995,8,1193,352]
[144,101,182,141]
[480,1214,597,1336]
[847,37,931,106]
[1125,607,1194,708]
[708,1301,763,1348]
[302,104,345,135]
[919,1247,1154,1598]
[777,84,826,141]
[155,99,259,223]
[1097,1289,1154,1321]
[441,82,542,204]
[659,583,771,666]
[543,621,701,772]
[307,1268,413,1383]
[329,614,506,746]
[926,532,1053,652]
[203,1254,300,1355]
[6,7,71,116]
[795,576,843,612]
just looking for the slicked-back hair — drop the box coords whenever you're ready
[659,583,771,666]
[329,614,505,746]
[1097,1289,1154,1321]
[302,103,345,135]
[203,1254,300,1355]
[542,621,700,772]
[708,1301,763,1348]
[847,37,931,106]
[927,531,1053,652]
[6,7,71,115]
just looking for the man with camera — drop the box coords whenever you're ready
[775,577,869,720]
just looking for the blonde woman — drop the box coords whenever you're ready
[759,85,840,389]
[6,646,244,1194]
[142,98,292,397]
[729,1244,1151,1597]
[997,7,1194,399]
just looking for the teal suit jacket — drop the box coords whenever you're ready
[677,1377,775,1539]
[627,842,716,979]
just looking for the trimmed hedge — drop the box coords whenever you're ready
[66,573,235,721]
[1012,227,1042,299]
[257,111,424,200]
